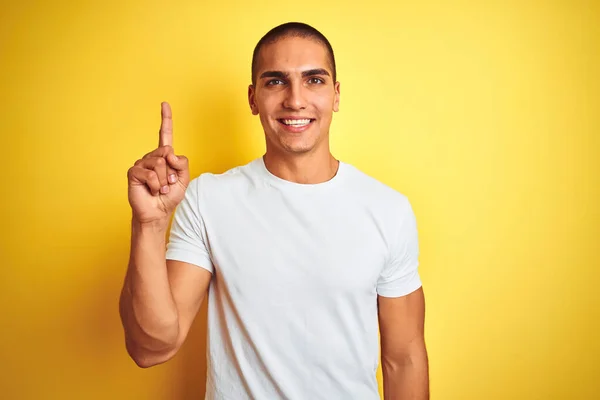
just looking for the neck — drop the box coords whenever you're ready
[262,150,339,184]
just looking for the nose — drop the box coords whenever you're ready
[282,81,307,110]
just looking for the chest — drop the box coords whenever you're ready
[203,190,389,302]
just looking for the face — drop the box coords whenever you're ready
[248,36,340,155]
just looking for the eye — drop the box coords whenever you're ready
[267,79,285,86]
[308,77,325,84]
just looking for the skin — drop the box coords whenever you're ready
[379,288,430,399]
[119,35,429,398]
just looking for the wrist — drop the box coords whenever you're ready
[131,217,170,235]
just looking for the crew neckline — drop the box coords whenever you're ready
[254,155,346,191]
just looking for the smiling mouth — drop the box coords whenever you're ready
[278,118,315,127]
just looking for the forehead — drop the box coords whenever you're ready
[257,36,331,75]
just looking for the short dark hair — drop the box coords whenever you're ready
[251,22,337,86]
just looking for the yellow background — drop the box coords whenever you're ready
[1,0,598,399]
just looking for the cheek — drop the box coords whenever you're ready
[316,99,335,118]
[313,91,335,111]
[259,113,273,131]
[260,97,281,118]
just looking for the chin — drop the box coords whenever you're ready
[281,142,315,154]
[265,132,315,154]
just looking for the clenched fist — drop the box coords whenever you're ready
[127,102,190,225]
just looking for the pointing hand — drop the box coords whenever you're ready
[127,102,190,225]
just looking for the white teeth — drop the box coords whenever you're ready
[282,119,311,126]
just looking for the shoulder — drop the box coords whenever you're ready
[186,159,260,199]
[341,162,413,216]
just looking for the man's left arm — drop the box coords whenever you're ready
[378,287,429,400]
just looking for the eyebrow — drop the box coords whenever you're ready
[302,68,330,78]
[259,68,331,79]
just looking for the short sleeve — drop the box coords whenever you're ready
[376,197,422,297]
[165,177,214,273]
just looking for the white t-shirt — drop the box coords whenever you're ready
[166,156,422,400]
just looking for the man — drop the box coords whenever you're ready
[119,22,429,399]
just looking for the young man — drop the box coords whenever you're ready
[120,22,429,399]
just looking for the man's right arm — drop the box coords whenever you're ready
[119,220,212,368]
[119,102,211,368]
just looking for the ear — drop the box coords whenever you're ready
[248,85,259,115]
[333,81,341,112]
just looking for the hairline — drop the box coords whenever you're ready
[251,27,337,86]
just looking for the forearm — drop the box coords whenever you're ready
[382,344,429,400]
[119,219,179,364]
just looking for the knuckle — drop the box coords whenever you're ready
[154,157,165,166]
[134,159,143,166]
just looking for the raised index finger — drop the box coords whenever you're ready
[159,102,173,147]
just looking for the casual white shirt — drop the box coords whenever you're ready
[166,156,422,400]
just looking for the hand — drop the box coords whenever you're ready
[127,102,190,225]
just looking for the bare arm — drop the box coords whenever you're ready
[119,102,211,368]
[378,287,429,399]
[119,220,211,368]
